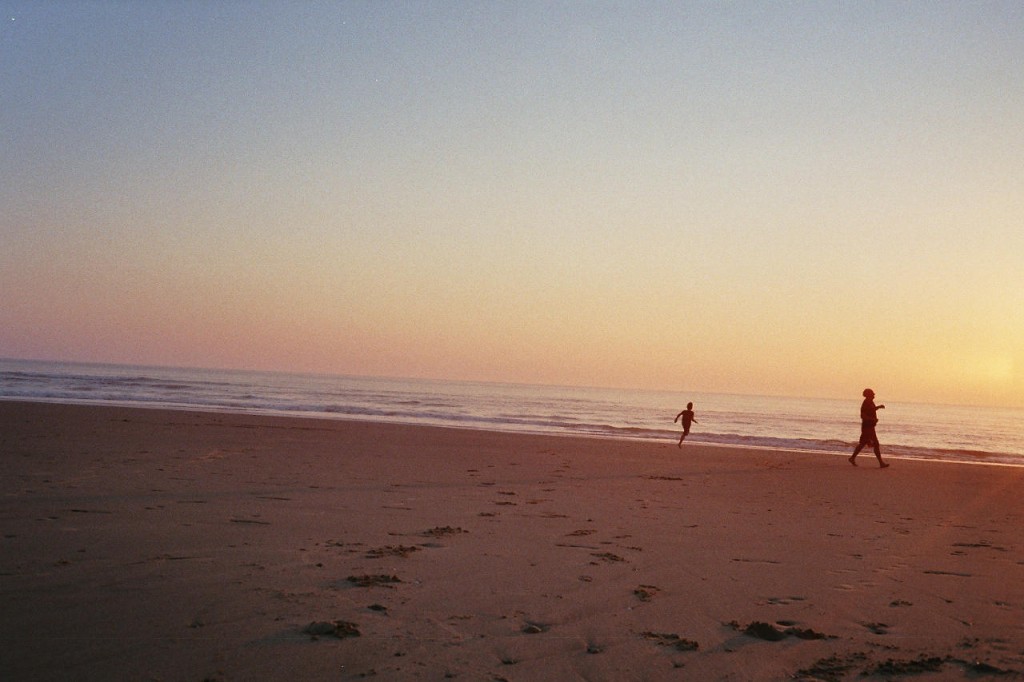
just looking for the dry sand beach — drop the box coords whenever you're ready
[2,400,1023,681]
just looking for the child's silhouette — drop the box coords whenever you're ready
[674,402,697,447]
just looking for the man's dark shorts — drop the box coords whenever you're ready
[859,425,879,446]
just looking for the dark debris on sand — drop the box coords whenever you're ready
[590,551,625,563]
[634,584,660,602]
[303,620,361,640]
[861,621,889,635]
[641,631,700,651]
[347,574,402,587]
[866,655,946,675]
[796,653,1019,680]
[521,621,549,634]
[423,526,468,537]
[870,655,1021,678]
[962,660,1018,676]
[793,652,869,682]
[365,545,421,558]
[729,620,833,641]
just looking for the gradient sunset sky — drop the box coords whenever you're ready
[3,2,1022,407]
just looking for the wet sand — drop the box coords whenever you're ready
[2,400,1023,680]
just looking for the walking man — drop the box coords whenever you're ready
[850,388,889,468]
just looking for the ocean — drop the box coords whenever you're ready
[1,359,1021,466]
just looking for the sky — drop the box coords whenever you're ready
[2,1,1023,407]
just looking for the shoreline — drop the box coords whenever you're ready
[2,397,1021,469]
[3,400,1024,680]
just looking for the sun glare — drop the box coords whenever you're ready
[972,355,1016,385]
